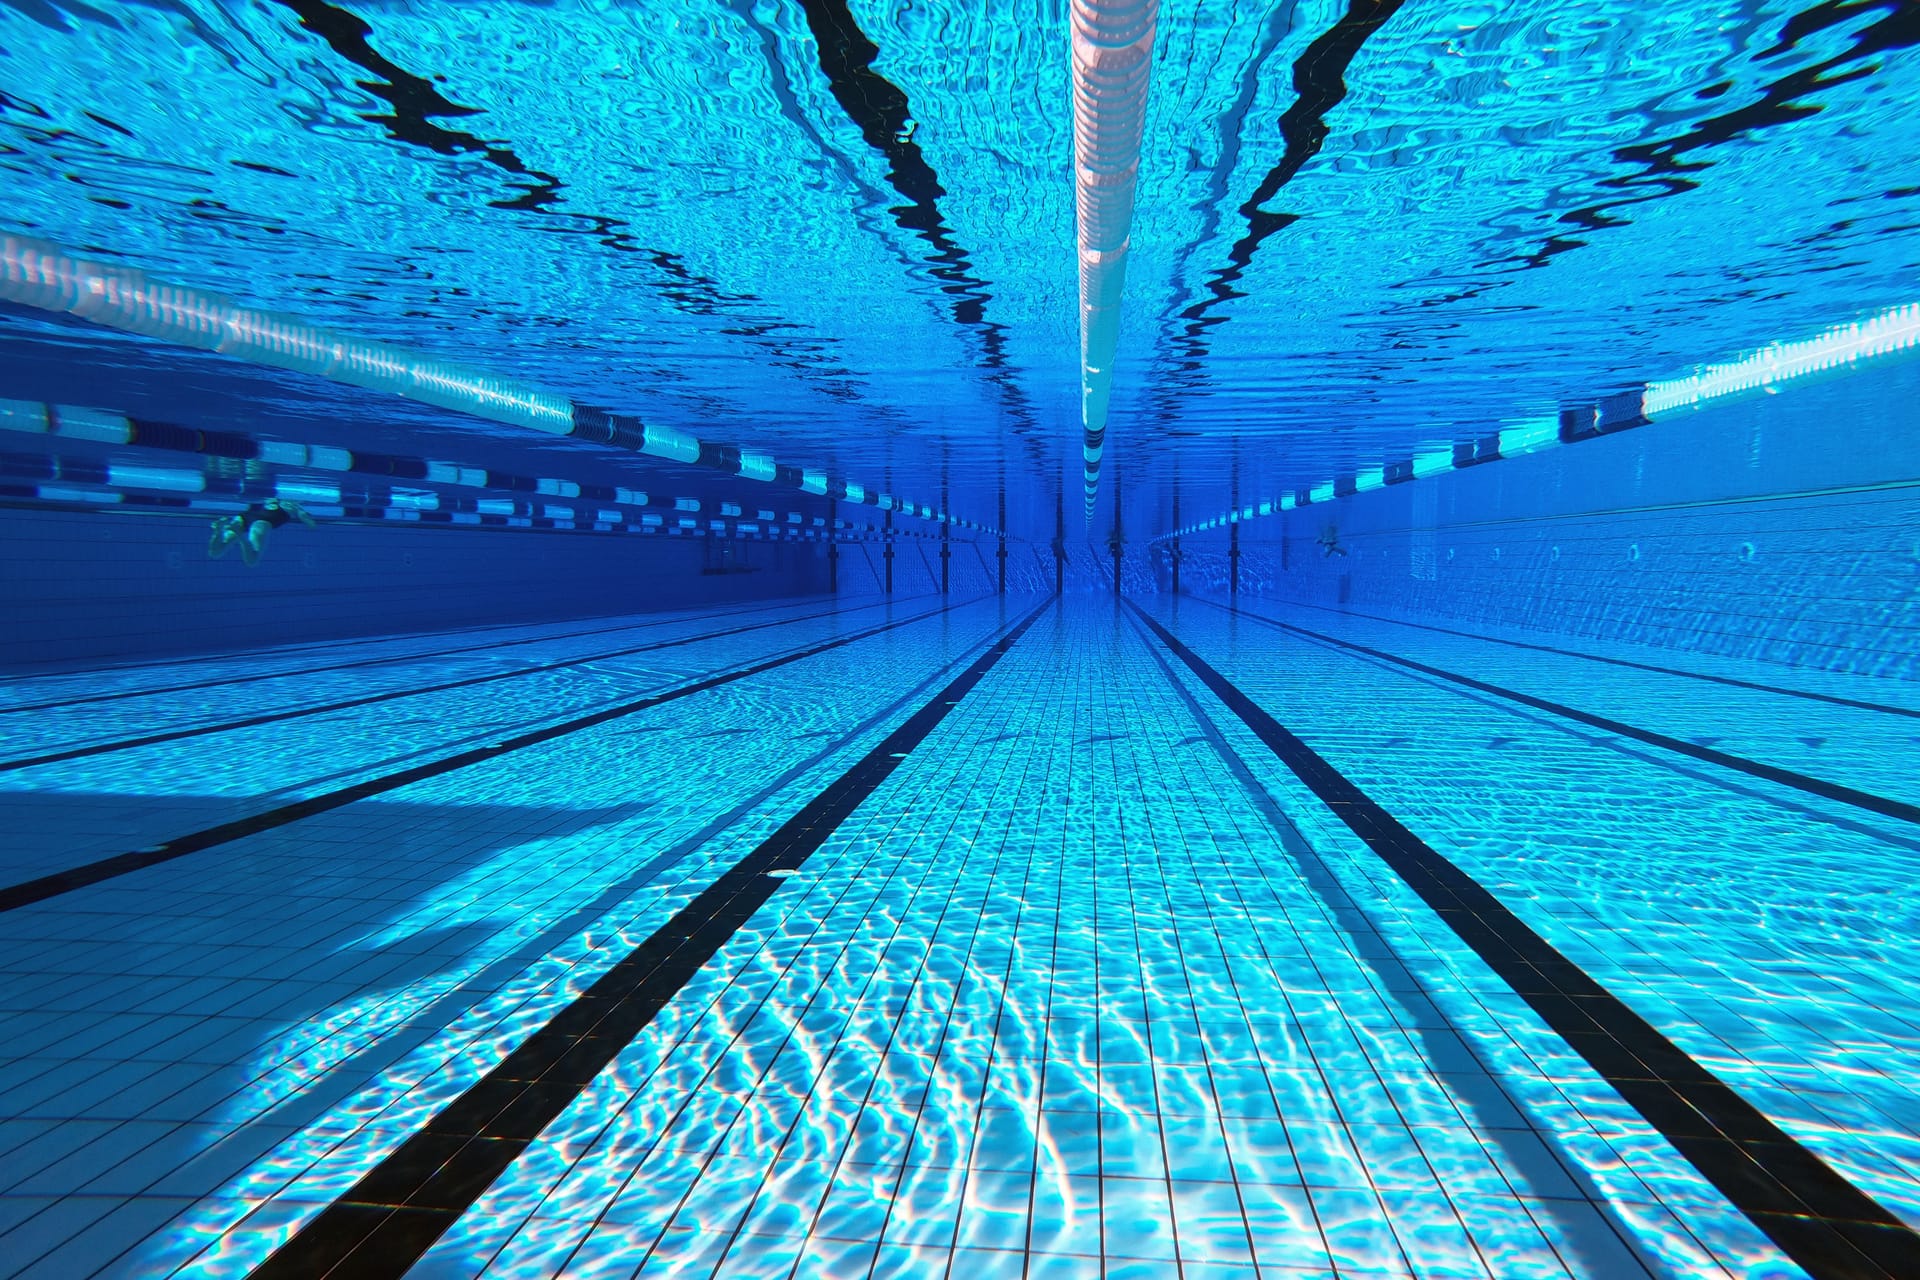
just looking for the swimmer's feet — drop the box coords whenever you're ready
[207,516,244,559]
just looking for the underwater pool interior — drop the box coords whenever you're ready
[1,0,1918,1278]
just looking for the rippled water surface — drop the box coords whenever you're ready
[2,0,1915,527]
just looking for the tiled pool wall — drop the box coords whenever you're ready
[1171,357,1920,681]
[0,507,834,669]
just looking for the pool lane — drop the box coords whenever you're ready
[0,596,1035,1280]
[11,602,1909,1280]
[1203,597,1920,813]
[0,595,854,709]
[1137,603,1918,1280]
[1266,600,1920,721]
[0,594,930,763]
[315,602,1674,1280]
[0,596,968,892]
[248,603,1056,1278]
[1144,600,1920,1257]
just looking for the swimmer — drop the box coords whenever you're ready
[1317,525,1349,558]
[208,498,314,566]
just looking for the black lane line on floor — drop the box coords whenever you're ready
[1134,603,1920,1280]
[244,598,1051,1280]
[0,598,977,914]
[1270,598,1920,720]
[0,595,874,715]
[163,612,1007,1197]
[0,596,935,772]
[1123,612,1663,1271]
[1198,598,1920,828]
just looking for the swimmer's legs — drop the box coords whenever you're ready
[207,516,243,559]
[241,519,271,566]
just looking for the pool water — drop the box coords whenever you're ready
[1,0,1918,1277]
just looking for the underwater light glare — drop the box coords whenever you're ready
[1498,417,1560,456]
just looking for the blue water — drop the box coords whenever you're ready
[2,0,1919,1277]
[3,0,1918,528]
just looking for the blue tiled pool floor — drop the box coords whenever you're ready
[1148,599,1920,1240]
[0,597,1913,1279]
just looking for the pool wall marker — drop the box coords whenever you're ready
[0,471,832,542]
[2,396,651,507]
[0,481,894,544]
[0,235,1004,537]
[0,398,980,543]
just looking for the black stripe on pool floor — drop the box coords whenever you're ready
[1198,597,1920,828]
[0,595,939,771]
[1133,602,1920,1280]
[243,599,1052,1280]
[0,597,974,913]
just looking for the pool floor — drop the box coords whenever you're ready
[0,595,1915,1279]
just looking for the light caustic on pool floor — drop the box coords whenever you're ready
[0,598,1914,1279]
[0,597,1011,1277]
[1146,598,1920,1246]
[398,602,1710,1279]
[243,605,1667,1278]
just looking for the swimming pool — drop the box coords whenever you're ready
[1,0,1917,1277]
